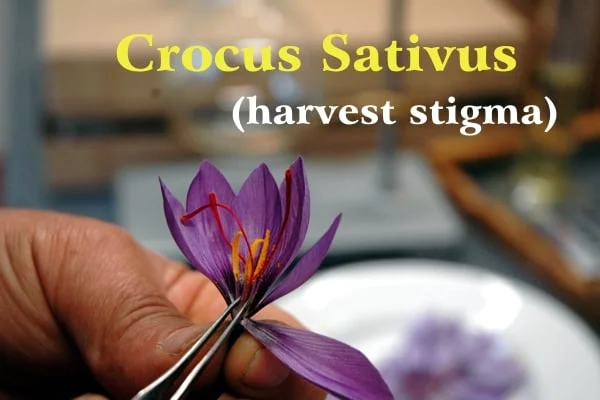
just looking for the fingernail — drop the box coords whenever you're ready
[161,325,206,355]
[242,348,290,389]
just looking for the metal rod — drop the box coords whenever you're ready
[2,0,48,208]
[378,0,403,191]
[170,301,250,400]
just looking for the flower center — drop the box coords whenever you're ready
[180,168,293,295]
[231,228,271,285]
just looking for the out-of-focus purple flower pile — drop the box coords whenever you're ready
[380,315,526,400]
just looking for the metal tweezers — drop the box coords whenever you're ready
[131,298,248,400]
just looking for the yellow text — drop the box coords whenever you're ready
[116,33,302,73]
[321,33,517,73]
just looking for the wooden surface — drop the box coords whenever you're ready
[425,109,600,324]
[582,2,600,108]
[45,119,530,188]
[43,0,527,117]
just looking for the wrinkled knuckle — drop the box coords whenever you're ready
[34,216,134,266]
[80,221,136,252]
[89,291,175,374]
[33,218,138,300]
[111,292,174,341]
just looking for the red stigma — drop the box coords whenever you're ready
[181,192,254,262]
[208,193,230,247]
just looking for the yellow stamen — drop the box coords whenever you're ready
[250,239,264,262]
[245,238,261,283]
[252,230,271,280]
[231,231,242,281]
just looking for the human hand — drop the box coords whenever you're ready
[0,209,326,400]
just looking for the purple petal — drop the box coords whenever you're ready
[258,214,341,308]
[160,179,235,300]
[242,320,394,400]
[186,160,236,210]
[465,336,525,392]
[185,161,237,239]
[232,163,282,249]
[400,315,471,374]
[253,157,310,298]
[276,157,310,266]
[380,315,526,399]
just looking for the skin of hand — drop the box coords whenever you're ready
[0,209,326,400]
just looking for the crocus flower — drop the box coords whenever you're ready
[159,157,394,400]
[380,315,525,400]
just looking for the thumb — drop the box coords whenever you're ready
[34,214,223,399]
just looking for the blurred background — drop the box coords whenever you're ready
[2,0,600,397]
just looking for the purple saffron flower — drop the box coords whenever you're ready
[159,157,394,400]
[381,315,526,400]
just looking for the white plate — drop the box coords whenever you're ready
[276,259,600,400]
